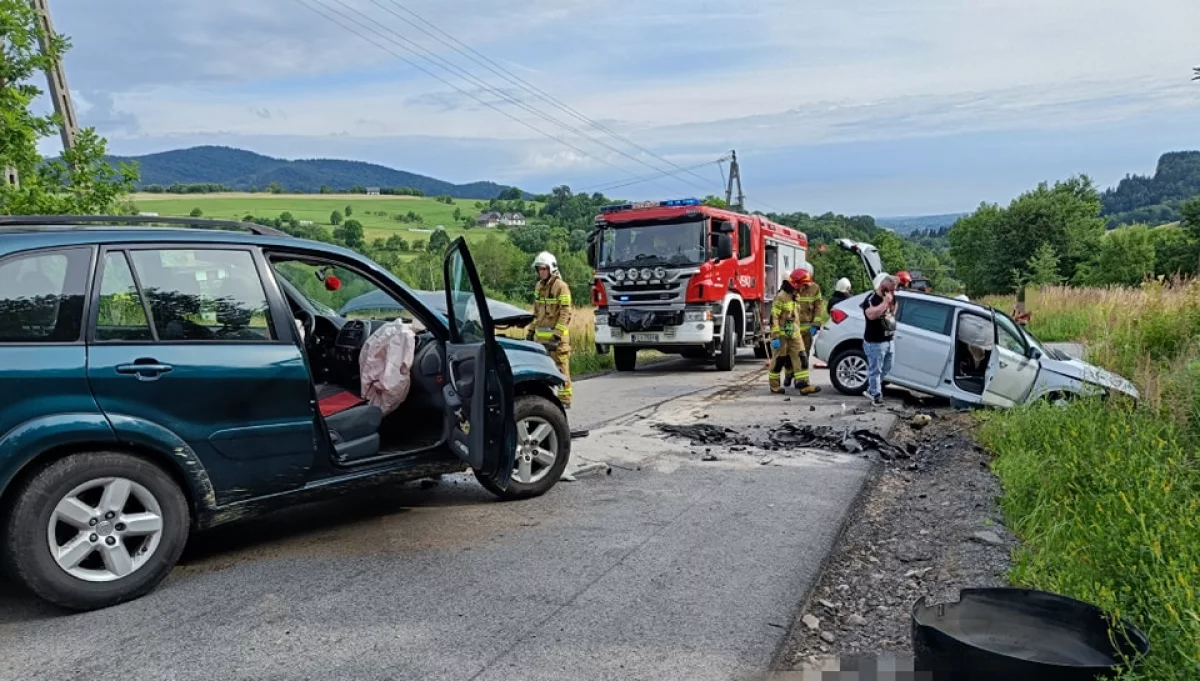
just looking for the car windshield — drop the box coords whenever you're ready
[598,219,707,268]
[273,260,413,323]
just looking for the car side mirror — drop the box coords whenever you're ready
[712,233,733,261]
[1028,347,1042,360]
[585,231,600,268]
[716,220,735,234]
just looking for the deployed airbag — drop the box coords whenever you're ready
[358,320,416,416]
[957,314,994,368]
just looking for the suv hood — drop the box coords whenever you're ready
[1040,355,1139,399]
[496,337,566,386]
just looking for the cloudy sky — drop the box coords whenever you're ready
[33,0,1200,215]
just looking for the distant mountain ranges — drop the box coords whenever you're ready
[874,213,965,235]
[105,146,518,200]
[105,146,1200,229]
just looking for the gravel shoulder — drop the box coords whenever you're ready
[777,404,1017,671]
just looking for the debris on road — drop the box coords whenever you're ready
[768,423,909,459]
[655,423,749,446]
[654,421,908,459]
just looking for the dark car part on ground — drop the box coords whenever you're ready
[912,588,1149,680]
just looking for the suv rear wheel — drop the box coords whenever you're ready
[2,452,190,611]
[475,395,571,500]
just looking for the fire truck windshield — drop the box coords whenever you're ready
[598,219,707,268]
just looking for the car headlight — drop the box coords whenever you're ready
[684,310,713,322]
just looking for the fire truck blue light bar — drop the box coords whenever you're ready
[599,198,702,214]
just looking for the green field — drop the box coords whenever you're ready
[131,193,535,254]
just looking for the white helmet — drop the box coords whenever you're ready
[835,277,851,294]
[872,272,890,290]
[955,294,970,301]
[532,251,558,276]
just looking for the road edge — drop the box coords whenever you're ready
[763,422,895,674]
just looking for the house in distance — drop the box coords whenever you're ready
[475,211,526,228]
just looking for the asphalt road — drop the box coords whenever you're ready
[0,352,896,681]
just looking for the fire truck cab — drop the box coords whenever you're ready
[585,198,809,372]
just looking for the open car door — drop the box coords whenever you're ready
[836,239,884,282]
[442,238,517,488]
[982,310,1040,408]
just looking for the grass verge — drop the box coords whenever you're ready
[975,281,1200,680]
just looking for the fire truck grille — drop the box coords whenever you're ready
[605,281,685,305]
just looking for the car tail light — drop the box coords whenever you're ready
[830,309,848,324]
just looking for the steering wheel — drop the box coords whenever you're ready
[295,309,317,345]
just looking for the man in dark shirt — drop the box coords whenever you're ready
[860,274,898,407]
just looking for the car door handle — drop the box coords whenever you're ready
[999,360,1009,368]
[116,360,174,381]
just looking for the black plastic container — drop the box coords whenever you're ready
[911,588,1149,681]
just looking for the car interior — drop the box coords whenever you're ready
[269,257,453,466]
[953,310,993,395]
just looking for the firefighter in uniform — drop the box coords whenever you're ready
[791,264,824,395]
[769,268,808,394]
[527,251,573,407]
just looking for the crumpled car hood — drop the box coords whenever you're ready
[1040,356,1139,399]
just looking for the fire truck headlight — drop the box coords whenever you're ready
[684,310,713,322]
[653,267,666,280]
[627,267,640,280]
[640,268,653,280]
[613,269,626,282]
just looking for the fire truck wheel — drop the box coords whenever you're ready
[614,347,637,371]
[715,318,737,371]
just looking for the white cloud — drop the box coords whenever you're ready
[29,0,1200,208]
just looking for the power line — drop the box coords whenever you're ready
[312,0,712,195]
[293,0,663,190]
[578,156,730,193]
[376,0,719,190]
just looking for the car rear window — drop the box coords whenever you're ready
[0,247,93,343]
[898,298,952,336]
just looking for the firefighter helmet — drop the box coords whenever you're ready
[789,267,812,286]
[532,251,558,276]
[897,271,913,287]
[835,277,852,293]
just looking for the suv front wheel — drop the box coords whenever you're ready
[475,395,571,500]
[2,452,190,611]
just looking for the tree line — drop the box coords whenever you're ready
[948,174,1200,296]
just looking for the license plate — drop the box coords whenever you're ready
[631,334,658,343]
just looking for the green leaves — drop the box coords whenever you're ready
[1,3,136,215]
[949,176,1107,296]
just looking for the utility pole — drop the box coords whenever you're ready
[1,31,17,188]
[30,0,77,152]
[724,149,745,212]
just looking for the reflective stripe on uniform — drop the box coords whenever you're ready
[553,324,570,335]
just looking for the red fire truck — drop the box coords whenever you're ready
[585,198,810,372]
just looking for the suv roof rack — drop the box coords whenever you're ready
[0,215,289,237]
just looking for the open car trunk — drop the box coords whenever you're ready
[836,239,885,282]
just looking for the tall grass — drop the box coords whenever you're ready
[977,281,1200,680]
